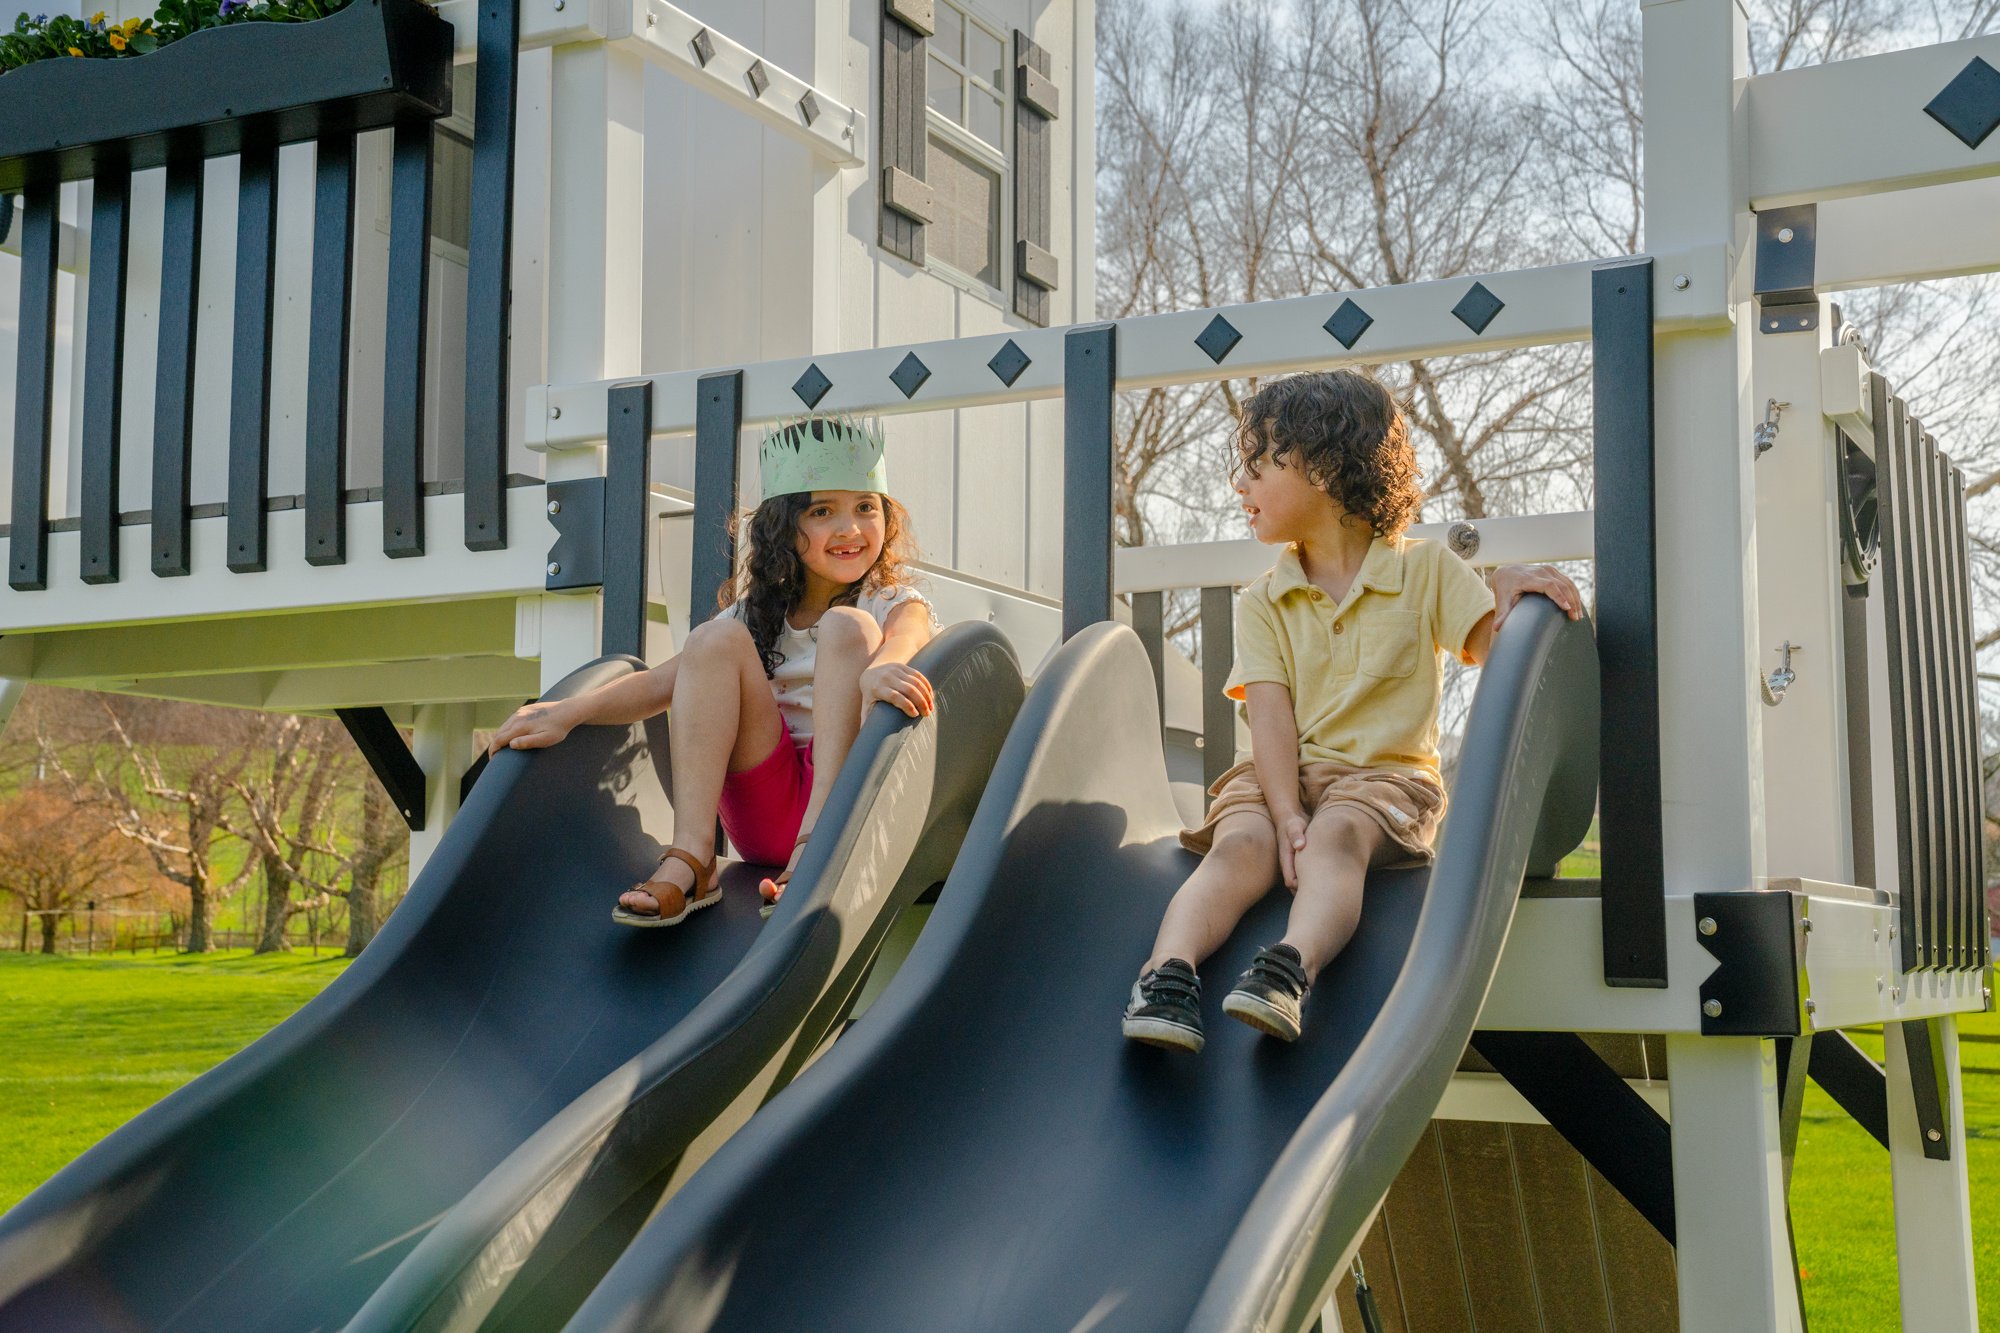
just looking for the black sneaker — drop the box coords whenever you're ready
[1122,958,1204,1053]
[1223,944,1309,1041]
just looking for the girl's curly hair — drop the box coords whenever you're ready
[717,492,920,677]
[1232,370,1423,539]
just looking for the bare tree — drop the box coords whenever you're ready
[0,786,153,954]
[226,716,352,953]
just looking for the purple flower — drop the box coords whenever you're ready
[32,14,47,23]
[218,0,244,14]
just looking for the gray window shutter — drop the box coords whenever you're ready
[880,0,934,264]
[1011,31,1057,325]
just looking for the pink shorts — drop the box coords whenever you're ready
[717,724,815,866]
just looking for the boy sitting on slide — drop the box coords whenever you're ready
[1122,370,1582,1053]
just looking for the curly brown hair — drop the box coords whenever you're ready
[1232,369,1422,538]
[716,492,920,677]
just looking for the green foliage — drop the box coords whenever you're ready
[0,0,353,75]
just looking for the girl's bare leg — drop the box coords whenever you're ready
[761,606,880,901]
[1144,812,1280,972]
[1279,807,1396,982]
[619,618,784,911]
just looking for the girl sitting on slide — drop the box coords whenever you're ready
[486,415,938,925]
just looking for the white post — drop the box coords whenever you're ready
[409,701,476,877]
[536,36,648,693]
[1886,1016,1979,1328]
[0,679,25,737]
[1666,1036,1804,1333]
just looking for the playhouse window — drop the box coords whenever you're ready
[924,0,1007,291]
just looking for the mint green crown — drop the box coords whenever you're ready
[758,414,892,500]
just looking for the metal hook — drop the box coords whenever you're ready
[1752,399,1790,459]
[1761,640,1803,706]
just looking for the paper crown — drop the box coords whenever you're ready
[758,414,891,500]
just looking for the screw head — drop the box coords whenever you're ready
[547,499,562,516]
[1878,977,1886,992]
[1674,274,1691,290]
[1803,917,1814,933]
[1778,227,1795,243]
[550,405,562,420]
[1698,916,1718,936]
[1892,986,1903,1002]
[554,0,565,10]
[547,561,562,577]
[1703,999,1723,1018]
[1928,1128,1943,1142]
[1804,998,1817,1015]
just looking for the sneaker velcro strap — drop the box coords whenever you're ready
[1143,970,1201,1002]
[1248,948,1308,993]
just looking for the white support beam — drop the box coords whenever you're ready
[1886,1016,1979,1329]
[1817,175,2000,291]
[90,657,542,714]
[437,0,631,59]
[529,251,1731,447]
[1434,1071,1673,1124]
[0,489,557,634]
[1748,35,2000,208]
[411,702,476,878]
[1113,511,1593,595]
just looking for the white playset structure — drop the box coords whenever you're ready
[0,0,1996,1325]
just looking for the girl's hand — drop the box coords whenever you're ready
[1491,564,1584,631]
[1275,812,1310,889]
[859,662,935,719]
[486,700,577,756]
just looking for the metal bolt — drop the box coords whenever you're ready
[1803,917,1814,933]
[1892,985,1904,1002]
[1874,926,1881,942]
[1928,1128,1943,1142]
[547,561,562,577]
[1804,998,1817,1015]
[554,0,565,10]
[1703,999,1723,1018]
[1698,916,1718,936]
[1778,227,1795,243]
[1674,274,1691,290]
[1890,924,1897,938]
[547,499,562,516]
[1878,977,1886,992]
[550,405,562,420]
[1193,736,1205,749]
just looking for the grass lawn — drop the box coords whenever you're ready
[0,950,351,1210]
[0,949,1993,1328]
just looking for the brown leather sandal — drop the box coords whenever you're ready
[613,847,720,928]
[758,832,812,919]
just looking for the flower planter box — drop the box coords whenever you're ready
[0,0,452,192]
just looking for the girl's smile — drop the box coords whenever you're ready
[796,491,887,591]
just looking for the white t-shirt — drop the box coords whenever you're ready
[719,584,937,741]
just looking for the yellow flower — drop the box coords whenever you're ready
[89,10,105,23]
[121,16,142,31]
[108,30,125,47]
[67,45,82,55]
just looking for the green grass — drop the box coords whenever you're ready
[0,951,1995,1328]
[0,950,350,1210]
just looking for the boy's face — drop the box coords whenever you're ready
[1234,444,1336,544]
[794,490,887,585]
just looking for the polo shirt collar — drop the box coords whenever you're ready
[1268,537,1405,601]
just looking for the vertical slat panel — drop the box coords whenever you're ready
[151,158,203,578]
[1948,474,1987,963]
[227,142,279,573]
[383,117,434,559]
[1132,589,1166,729]
[1061,323,1116,640]
[1909,416,1947,968]
[1511,1124,1617,1333]
[1590,257,1666,988]
[464,0,521,552]
[80,167,131,585]
[1437,1121,1542,1333]
[1876,385,1923,972]
[1927,440,1967,967]
[1842,588,1876,888]
[305,134,356,566]
[1011,31,1054,326]
[689,369,743,626]
[602,381,653,660]
[878,14,925,264]
[1378,1126,1475,1329]
[1200,585,1234,789]
[8,178,59,591]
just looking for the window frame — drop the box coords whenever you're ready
[921,0,1011,302]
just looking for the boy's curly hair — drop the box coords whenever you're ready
[1233,370,1423,539]
[717,492,920,678]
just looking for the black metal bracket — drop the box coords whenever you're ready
[1693,890,1807,1036]
[337,707,427,831]
[544,477,605,591]
[1796,1031,1892,1150]
[1754,204,1818,334]
[1900,1017,1954,1160]
[1470,1031,1676,1244]
[459,750,489,806]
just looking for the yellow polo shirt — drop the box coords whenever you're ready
[1225,537,1494,781]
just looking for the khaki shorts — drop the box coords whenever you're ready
[1179,759,1446,867]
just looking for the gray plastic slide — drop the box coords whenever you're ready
[565,599,1597,1332]
[0,622,1023,1333]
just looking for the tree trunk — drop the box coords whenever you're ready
[39,913,57,954]
[255,855,292,954]
[344,783,393,956]
[185,881,212,953]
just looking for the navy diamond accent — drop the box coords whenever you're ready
[988,339,1032,387]
[1451,281,1505,335]
[1194,313,1242,364]
[890,351,931,399]
[798,89,822,126]
[1323,299,1374,350]
[689,27,715,66]
[792,363,833,408]
[745,60,770,97]
[1924,57,2000,150]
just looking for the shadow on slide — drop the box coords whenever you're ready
[0,621,1022,1333]
[567,599,1596,1333]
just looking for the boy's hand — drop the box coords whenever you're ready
[861,662,935,719]
[1275,812,1310,889]
[1491,564,1584,631]
[486,700,576,756]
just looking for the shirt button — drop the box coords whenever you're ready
[1333,621,1345,635]
[1309,589,1323,600]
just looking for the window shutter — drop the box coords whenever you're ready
[1011,31,1057,325]
[880,0,934,264]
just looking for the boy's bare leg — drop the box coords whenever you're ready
[761,606,881,900]
[1279,806,1397,982]
[619,618,785,911]
[1144,812,1281,972]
